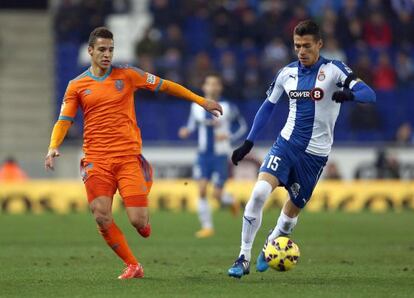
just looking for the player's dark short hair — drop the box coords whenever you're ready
[203,71,222,82]
[88,27,113,47]
[293,20,321,40]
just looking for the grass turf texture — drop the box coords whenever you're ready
[1,211,413,297]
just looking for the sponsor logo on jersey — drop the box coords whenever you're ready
[115,80,124,91]
[288,88,324,101]
[84,89,91,95]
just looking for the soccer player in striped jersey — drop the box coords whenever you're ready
[227,20,376,278]
[178,73,247,238]
[44,27,222,279]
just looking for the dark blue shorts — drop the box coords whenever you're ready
[259,137,328,208]
[193,154,229,188]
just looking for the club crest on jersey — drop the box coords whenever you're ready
[146,73,156,84]
[317,71,325,81]
[289,88,324,101]
[115,80,124,91]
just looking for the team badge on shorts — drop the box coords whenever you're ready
[290,183,301,198]
[115,80,124,91]
[80,162,93,182]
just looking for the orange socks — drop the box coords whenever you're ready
[98,221,138,265]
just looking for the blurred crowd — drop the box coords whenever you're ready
[54,0,414,99]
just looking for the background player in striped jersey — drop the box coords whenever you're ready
[44,27,222,279]
[227,20,376,278]
[178,73,247,238]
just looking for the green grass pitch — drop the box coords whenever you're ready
[1,210,413,297]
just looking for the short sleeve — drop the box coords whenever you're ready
[58,82,79,122]
[266,69,285,104]
[332,60,359,89]
[126,66,164,92]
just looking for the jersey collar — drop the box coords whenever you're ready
[298,56,325,73]
[87,66,112,81]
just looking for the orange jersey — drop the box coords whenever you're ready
[59,65,163,159]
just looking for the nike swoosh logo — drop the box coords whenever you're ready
[289,75,297,79]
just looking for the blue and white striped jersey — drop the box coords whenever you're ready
[267,57,361,156]
[186,100,247,156]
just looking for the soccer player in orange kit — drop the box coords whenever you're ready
[44,27,222,279]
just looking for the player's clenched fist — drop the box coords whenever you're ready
[231,140,254,165]
[332,89,354,103]
[44,148,60,171]
[202,98,223,117]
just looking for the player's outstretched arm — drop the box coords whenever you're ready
[44,120,71,171]
[159,80,223,117]
[231,99,276,165]
[332,81,376,104]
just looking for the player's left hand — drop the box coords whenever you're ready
[332,89,354,103]
[45,148,60,171]
[202,99,223,117]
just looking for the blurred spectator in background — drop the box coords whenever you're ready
[187,52,214,90]
[0,157,28,182]
[320,37,346,61]
[241,54,265,100]
[395,122,414,146]
[150,0,179,30]
[183,5,210,54]
[218,51,241,98]
[320,9,337,40]
[353,54,374,86]
[374,149,400,179]
[212,6,239,47]
[395,51,414,87]
[259,0,289,43]
[284,5,309,43]
[135,28,162,58]
[239,8,261,45]
[159,47,184,83]
[161,23,187,55]
[355,149,401,179]
[324,161,342,180]
[363,11,393,49]
[373,52,396,91]
[391,0,414,46]
[262,38,289,79]
[338,17,364,48]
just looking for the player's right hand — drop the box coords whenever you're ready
[231,140,254,166]
[45,148,60,171]
[202,99,223,117]
[178,127,190,139]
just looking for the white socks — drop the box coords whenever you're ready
[267,210,298,243]
[239,180,272,261]
[198,198,213,229]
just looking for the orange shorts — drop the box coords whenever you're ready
[80,155,153,207]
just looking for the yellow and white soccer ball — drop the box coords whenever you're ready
[264,236,300,271]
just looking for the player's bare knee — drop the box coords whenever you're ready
[129,216,148,230]
[94,212,112,227]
